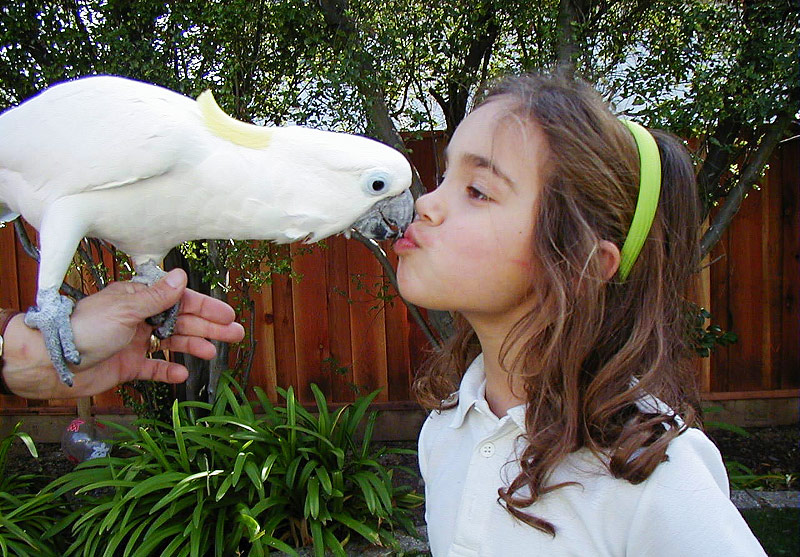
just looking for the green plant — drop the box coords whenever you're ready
[724,461,794,491]
[703,409,795,491]
[43,374,422,556]
[688,304,738,358]
[118,379,175,422]
[0,423,69,557]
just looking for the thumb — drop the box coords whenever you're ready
[131,268,187,318]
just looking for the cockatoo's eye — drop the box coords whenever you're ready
[363,171,391,196]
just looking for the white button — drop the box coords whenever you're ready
[479,442,495,457]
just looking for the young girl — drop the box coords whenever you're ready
[393,73,766,556]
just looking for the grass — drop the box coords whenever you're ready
[742,508,799,556]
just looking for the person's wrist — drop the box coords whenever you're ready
[0,309,23,395]
[2,313,52,373]
[1,313,66,398]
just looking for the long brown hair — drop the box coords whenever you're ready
[412,73,703,535]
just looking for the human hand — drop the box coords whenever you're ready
[2,269,245,399]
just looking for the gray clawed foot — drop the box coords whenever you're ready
[146,302,180,339]
[133,260,178,340]
[24,287,78,386]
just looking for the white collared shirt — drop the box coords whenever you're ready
[418,354,766,556]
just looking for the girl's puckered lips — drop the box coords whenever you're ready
[393,224,420,254]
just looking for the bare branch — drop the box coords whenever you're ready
[352,231,441,349]
[700,109,795,257]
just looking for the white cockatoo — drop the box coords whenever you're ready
[0,75,413,386]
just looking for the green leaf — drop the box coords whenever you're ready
[138,427,173,472]
[171,400,190,472]
[316,466,333,495]
[305,476,320,519]
[323,529,347,557]
[150,470,225,513]
[131,523,184,557]
[215,474,233,502]
[310,519,325,557]
[352,472,379,514]
[124,471,186,501]
[285,455,303,489]
[361,411,378,458]
[244,460,265,498]
[310,384,331,436]
[332,512,380,545]
[260,453,278,482]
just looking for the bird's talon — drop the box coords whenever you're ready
[25,287,79,386]
[151,301,179,339]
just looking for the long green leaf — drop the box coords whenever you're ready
[323,529,347,557]
[315,467,333,495]
[171,400,190,472]
[138,427,173,472]
[310,518,324,557]
[310,384,331,437]
[131,523,184,557]
[150,471,225,513]
[244,460,265,498]
[305,476,320,519]
[123,471,185,500]
[331,512,380,545]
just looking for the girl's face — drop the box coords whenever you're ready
[395,98,548,323]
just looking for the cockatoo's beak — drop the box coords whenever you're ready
[349,189,414,240]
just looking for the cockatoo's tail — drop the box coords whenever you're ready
[0,75,415,386]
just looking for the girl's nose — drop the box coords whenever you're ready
[414,189,444,225]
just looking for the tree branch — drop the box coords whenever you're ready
[699,108,795,257]
[352,231,441,349]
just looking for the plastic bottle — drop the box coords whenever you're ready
[61,418,111,463]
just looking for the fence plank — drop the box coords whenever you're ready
[325,236,355,402]
[271,245,297,394]
[779,139,799,388]
[709,220,730,392]
[249,265,278,402]
[763,155,782,390]
[0,225,20,309]
[728,182,766,391]
[347,239,388,401]
[292,244,331,404]
[383,244,411,401]
[16,223,37,309]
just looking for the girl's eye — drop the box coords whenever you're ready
[467,185,490,201]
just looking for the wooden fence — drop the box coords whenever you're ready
[705,134,799,398]
[0,130,797,419]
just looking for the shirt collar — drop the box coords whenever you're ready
[448,353,527,431]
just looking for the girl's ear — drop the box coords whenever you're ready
[597,240,620,281]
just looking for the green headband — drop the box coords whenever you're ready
[617,120,661,280]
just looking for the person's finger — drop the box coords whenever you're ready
[128,269,187,318]
[160,335,218,360]
[179,288,237,324]
[137,358,190,384]
[172,314,245,344]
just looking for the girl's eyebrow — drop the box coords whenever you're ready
[445,148,517,190]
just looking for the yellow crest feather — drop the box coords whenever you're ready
[197,90,272,149]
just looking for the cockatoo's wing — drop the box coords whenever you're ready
[0,76,202,210]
